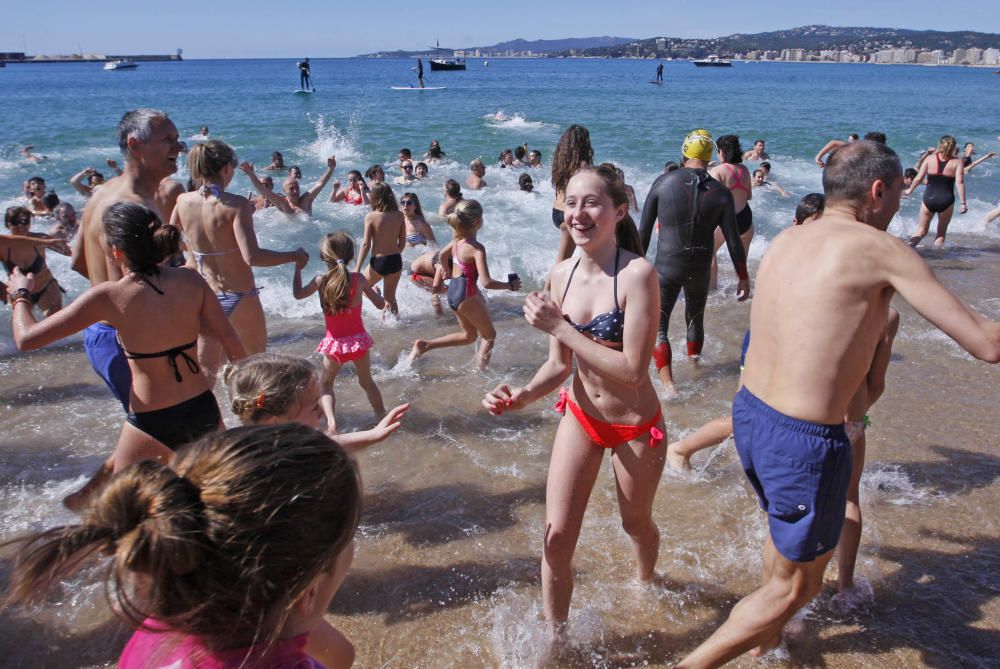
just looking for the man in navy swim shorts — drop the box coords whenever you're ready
[678,141,1000,668]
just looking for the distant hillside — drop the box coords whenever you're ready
[357,36,635,58]
[570,25,1000,58]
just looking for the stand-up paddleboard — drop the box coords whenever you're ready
[294,89,315,94]
[390,86,447,91]
[649,80,663,85]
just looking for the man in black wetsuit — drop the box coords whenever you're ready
[656,62,664,83]
[639,129,751,395]
[298,58,312,91]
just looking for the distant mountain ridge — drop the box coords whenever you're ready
[356,36,635,58]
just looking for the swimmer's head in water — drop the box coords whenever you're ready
[469,159,486,176]
[519,173,534,192]
[225,353,318,425]
[55,202,76,224]
[752,169,765,186]
[444,179,462,199]
[793,193,825,225]
[414,162,428,177]
[903,168,918,187]
[863,132,886,144]
[681,130,715,162]
[288,166,302,179]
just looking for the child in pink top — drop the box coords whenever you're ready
[3,424,361,669]
[294,231,388,432]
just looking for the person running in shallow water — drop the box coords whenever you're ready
[483,165,663,648]
[676,140,1000,668]
[638,130,750,398]
[903,134,966,248]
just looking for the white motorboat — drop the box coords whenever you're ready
[104,59,139,70]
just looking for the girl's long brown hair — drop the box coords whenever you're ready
[318,231,355,314]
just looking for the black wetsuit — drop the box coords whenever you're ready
[656,63,664,82]
[638,167,748,364]
[298,60,312,90]
[417,59,425,87]
[922,155,956,214]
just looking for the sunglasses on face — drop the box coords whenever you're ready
[400,200,414,205]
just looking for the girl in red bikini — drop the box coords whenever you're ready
[293,231,387,432]
[483,164,666,638]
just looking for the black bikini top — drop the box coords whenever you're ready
[4,248,46,276]
[118,272,199,383]
[561,248,624,345]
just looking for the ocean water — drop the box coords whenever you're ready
[1,58,999,668]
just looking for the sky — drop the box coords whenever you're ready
[2,1,999,58]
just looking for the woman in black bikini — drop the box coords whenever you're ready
[904,134,967,248]
[4,206,68,316]
[7,202,245,481]
[484,165,665,640]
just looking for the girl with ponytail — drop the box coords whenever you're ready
[3,423,362,669]
[6,201,246,510]
[293,231,387,431]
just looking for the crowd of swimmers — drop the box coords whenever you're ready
[2,108,1000,668]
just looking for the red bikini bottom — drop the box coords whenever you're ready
[554,387,664,449]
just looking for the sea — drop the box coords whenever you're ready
[1,58,999,668]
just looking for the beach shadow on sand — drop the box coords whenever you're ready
[893,444,1000,496]
[784,530,1000,667]
[330,556,539,623]
[362,481,545,546]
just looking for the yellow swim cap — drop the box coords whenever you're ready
[682,130,715,162]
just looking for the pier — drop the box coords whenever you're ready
[0,50,183,64]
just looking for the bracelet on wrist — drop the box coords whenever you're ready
[11,288,30,300]
[10,296,32,309]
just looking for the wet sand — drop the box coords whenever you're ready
[1,236,998,668]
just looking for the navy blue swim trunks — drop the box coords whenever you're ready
[732,386,851,563]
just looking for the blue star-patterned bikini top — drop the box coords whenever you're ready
[561,247,624,346]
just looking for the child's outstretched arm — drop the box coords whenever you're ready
[292,265,320,300]
[329,403,409,452]
[360,274,386,310]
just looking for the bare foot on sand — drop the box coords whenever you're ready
[409,339,429,363]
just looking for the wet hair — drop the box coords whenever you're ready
[4,206,32,228]
[664,161,679,173]
[904,167,918,180]
[519,173,534,192]
[849,133,860,141]
[399,148,412,159]
[529,149,541,161]
[2,423,361,658]
[54,202,76,220]
[499,149,513,165]
[117,108,171,156]
[447,199,483,240]
[962,156,972,167]
[551,124,594,193]
[316,231,356,314]
[102,202,180,276]
[863,132,886,144]
[937,134,957,158]
[188,140,237,182]
[42,191,60,210]
[288,165,302,178]
[760,161,771,173]
[470,158,485,172]
[224,353,317,424]
[414,161,428,174]
[716,135,743,164]
[261,175,274,188]
[426,141,444,158]
[199,126,209,135]
[401,192,425,218]
[752,169,764,179]
[369,183,398,212]
[569,164,642,255]
[514,145,526,161]
[365,164,384,180]
[444,179,463,199]
[27,176,45,187]
[754,139,765,146]
[345,170,362,184]
[964,142,975,151]
[793,193,825,225]
[822,140,902,205]
[271,151,284,163]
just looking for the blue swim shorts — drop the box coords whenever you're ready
[83,323,132,412]
[732,386,851,563]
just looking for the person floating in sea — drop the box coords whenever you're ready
[483,165,663,648]
[814,131,885,167]
[903,134,966,248]
[638,129,750,398]
[466,159,487,190]
[655,61,664,83]
[676,139,1000,668]
[298,57,312,91]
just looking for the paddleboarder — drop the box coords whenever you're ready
[298,58,312,91]
[656,61,664,83]
[417,58,425,89]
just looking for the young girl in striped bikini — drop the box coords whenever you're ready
[483,165,665,641]
[294,231,387,432]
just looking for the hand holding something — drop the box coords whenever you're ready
[106,158,118,170]
[736,278,751,302]
[523,291,565,335]
[483,384,526,415]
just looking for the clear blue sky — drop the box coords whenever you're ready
[3,1,998,58]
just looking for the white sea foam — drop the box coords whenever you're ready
[483,111,556,132]
[301,113,362,162]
